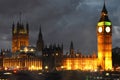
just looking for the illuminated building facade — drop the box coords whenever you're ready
[62,41,98,71]
[62,2,112,71]
[2,1,113,72]
[97,2,112,70]
[3,46,42,71]
[63,54,98,71]
[3,57,42,71]
[12,22,29,53]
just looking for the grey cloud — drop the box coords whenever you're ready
[113,26,120,47]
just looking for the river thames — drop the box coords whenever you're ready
[0,70,120,80]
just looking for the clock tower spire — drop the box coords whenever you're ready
[97,0,112,70]
[99,0,110,22]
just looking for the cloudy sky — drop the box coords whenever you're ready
[0,0,120,54]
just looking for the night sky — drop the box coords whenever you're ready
[0,0,120,54]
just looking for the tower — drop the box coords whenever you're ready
[36,26,44,51]
[12,22,29,53]
[70,41,74,55]
[97,1,112,70]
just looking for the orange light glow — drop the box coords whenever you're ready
[63,57,98,71]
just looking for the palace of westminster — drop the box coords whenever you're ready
[0,2,113,71]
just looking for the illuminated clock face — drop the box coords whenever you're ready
[106,26,110,33]
[98,27,102,33]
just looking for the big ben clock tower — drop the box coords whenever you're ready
[97,1,112,70]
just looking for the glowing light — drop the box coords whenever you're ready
[30,49,34,52]
[16,66,19,69]
[106,73,109,76]
[63,58,98,71]
[105,27,110,33]
[4,72,12,75]
[45,66,48,69]
[98,27,102,33]
[56,53,58,56]
[4,67,8,70]
[98,21,111,26]
[61,66,64,69]
[38,72,42,75]
[24,47,28,52]
[31,65,34,68]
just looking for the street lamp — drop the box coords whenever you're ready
[45,66,48,69]
[24,47,28,53]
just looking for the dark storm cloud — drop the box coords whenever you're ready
[0,0,120,54]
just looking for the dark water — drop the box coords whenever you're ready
[0,70,89,80]
[0,70,120,80]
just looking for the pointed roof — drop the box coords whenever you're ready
[102,1,108,14]
[38,25,43,39]
[36,25,44,51]
[70,41,74,50]
[99,0,110,22]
